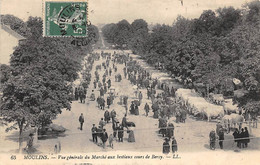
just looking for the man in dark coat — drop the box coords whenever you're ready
[111,109,116,122]
[79,89,84,103]
[163,138,170,154]
[100,97,105,110]
[241,128,246,148]
[101,129,108,148]
[118,125,124,142]
[244,127,250,148]
[79,113,84,130]
[144,103,150,117]
[122,114,127,128]
[233,128,239,148]
[104,110,110,123]
[218,128,224,149]
[91,124,98,143]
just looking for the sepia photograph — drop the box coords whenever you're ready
[0,0,260,164]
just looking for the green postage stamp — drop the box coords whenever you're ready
[44,1,88,37]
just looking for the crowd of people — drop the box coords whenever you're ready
[73,50,254,153]
[209,122,250,150]
[80,51,137,149]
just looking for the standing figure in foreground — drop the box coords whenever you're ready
[79,113,84,131]
[209,130,216,150]
[162,138,170,154]
[91,124,98,143]
[101,129,108,149]
[218,128,224,149]
[172,137,178,153]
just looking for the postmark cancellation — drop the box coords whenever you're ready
[43,0,88,37]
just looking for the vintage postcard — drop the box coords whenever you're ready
[0,0,260,165]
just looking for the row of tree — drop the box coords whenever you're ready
[0,16,99,135]
[102,19,149,49]
[102,1,260,115]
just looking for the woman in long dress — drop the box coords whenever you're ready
[128,127,135,142]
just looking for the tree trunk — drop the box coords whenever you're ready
[18,135,23,154]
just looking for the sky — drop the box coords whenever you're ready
[0,0,251,25]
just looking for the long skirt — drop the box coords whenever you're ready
[128,130,135,142]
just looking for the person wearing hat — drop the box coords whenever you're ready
[162,138,170,154]
[91,124,98,143]
[172,137,178,153]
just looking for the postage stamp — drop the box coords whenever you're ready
[43,1,88,37]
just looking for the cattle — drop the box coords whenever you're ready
[222,114,244,132]
[222,99,239,114]
[202,106,225,122]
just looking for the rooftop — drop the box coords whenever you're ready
[0,24,26,40]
